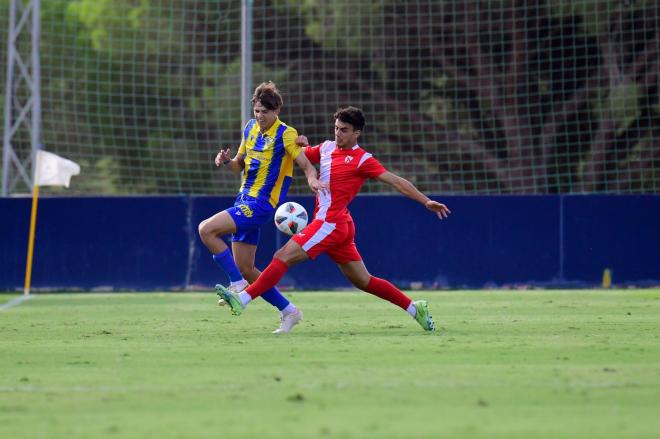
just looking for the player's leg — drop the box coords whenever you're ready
[198,210,236,254]
[216,238,308,315]
[232,241,302,332]
[232,240,293,310]
[217,218,340,315]
[330,222,435,331]
[242,218,342,303]
[198,210,244,285]
[337,260,435,331]
[243,239,309,304]
[330,221,412,311]
[229,199,300,316]
[337,260,412,309]
[217,219,346,316]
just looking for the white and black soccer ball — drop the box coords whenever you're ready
[274,202,308,236]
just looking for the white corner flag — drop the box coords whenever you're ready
[35,150,81,188]
[24,150,81,296]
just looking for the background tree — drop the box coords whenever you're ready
[2,0,658,195]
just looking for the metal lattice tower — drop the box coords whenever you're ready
[2,0,41,197]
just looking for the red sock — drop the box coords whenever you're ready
[364,276,413,310]
[245,258,289,299]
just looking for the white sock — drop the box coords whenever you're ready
[230,279,247,289]
[282,304,297,315]
[238,291,252,307]
[406,302,417,318]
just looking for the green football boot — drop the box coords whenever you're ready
[217,279,249,307]
[215,284,244,316]
[413,300,436,331]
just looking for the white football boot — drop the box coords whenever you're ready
[217,279,249,306]
[272,309,303,334]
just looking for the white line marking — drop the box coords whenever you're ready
[0,383,240,393]
[0,295,33,311]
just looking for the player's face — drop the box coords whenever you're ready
[253,101,279,132]
[334,120,361,149]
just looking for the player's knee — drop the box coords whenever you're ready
[352,275,371,291]
[273,247,288,262]
[273,247,298,265]
[197,220,207,236]
[198,220,211,239]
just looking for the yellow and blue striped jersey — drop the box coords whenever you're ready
[237,118,302,208]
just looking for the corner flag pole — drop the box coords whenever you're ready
[24,183,40,295]
[22,150,81,295]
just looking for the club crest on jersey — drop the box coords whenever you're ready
[237,204,254,218]
[264,136,275,148]
[344,156,354,164]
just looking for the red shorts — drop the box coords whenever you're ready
[292,219,362,264]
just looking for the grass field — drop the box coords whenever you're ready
[1,290,659,439]
[0,294,19,305]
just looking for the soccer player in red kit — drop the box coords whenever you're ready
[216,106,451,331]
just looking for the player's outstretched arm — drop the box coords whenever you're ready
[377,171,451,219]
[214,147,244,174]
[294,152,327,195]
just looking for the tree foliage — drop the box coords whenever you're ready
[2,0,658,194]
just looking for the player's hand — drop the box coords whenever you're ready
[426,200,451,219]
[308,177,328,195]
[214,148,231,167]
[295,135,310,147]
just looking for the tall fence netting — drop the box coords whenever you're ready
[2,0,658,195]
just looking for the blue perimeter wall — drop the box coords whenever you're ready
[1,195,659,291]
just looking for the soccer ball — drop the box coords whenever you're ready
[274,202,308,235]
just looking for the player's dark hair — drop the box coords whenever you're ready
[334,106,365,131]
[251,81,283,110]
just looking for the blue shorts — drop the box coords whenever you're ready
[225,195,275,246]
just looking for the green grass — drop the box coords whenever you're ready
[0,294,20,305]
[1,290,659,439]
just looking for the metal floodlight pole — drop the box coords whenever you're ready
[2,0,41,197]
[1,0,19,196]
[31,0,42,173]
[241,0,253,126]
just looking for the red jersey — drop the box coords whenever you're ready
[304,141,387,223]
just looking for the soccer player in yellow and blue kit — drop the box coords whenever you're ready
[198,82,325,333]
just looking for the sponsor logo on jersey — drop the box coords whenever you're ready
[237,204,254,218]
[249,151,268,161]
[345,156,354,164]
